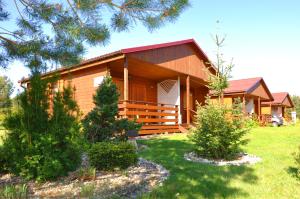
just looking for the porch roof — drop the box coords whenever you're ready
[262,92,294,108]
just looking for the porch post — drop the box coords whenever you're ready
[124,56,129,118]
[258,97,261,121]
[242,94,246,115]
[186,75,190,126]
[177,76,181,124]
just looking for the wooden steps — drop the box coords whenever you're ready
[178,125,189,133]
[139,125,180,135]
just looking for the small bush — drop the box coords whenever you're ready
[76,167,96,181]
[80,183,96,198]
[88,142,138,171]
[295,145,300,177]
[245,117,259,128]
[0,146,8,173]
[0,184,28,199]
[189,98,249,160]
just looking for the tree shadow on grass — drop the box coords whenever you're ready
[138,138,258,199]
[286,167,300,180]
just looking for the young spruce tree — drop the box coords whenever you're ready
[83,76,140,143]
[190,32,249,160]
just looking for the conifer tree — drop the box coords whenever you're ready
[83,76,140,143]
[0,0,189,70]
[2,75,82,180]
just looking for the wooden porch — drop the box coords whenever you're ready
[112,57,207,135]
[118,100,180,134]
[106,42,213,135]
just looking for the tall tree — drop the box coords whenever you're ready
[0,76,13,113]
[0,0,189,72]
[207,33,234,101]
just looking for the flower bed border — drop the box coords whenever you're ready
[184,152,262,166]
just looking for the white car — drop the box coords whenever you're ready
[271,115,283,127]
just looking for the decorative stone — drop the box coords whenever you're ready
[184,152,262,166]
[0,158,169,199]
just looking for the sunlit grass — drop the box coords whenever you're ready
[138,124,300,199]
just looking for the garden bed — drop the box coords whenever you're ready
[0,158,169,198]
[184,152,262,166]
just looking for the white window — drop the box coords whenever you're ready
[93,76,104,87]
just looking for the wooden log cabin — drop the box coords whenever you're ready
[21,39,216,135]
[261,92,294,119]
[211,77,274,121]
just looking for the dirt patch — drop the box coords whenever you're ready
[0,158,169,198]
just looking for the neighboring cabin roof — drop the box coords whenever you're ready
[262,92,294,108]
[20,39,214,83]
[223,77,274,101]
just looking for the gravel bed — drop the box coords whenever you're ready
[0,158,169,198]
[184,152,262,166]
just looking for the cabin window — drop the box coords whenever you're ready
[52,82,58,93]
[93,76,104,87]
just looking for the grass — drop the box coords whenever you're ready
[138,125,300,199]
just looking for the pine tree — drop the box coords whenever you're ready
[0,0,189,71]
[2,74,82,180]
[83,76,140,143]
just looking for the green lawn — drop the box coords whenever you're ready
[138,125,300,199]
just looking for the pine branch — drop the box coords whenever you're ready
[0,35,16,44]
[66,0,84,27]
[14,0,26,21]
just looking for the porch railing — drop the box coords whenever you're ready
[118,100,179,125]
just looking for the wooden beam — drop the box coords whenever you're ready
[258,97,261,120]
[243,94,246,115]
[124,56,129,118]
[186,75,190,126]
[20,55,125,84]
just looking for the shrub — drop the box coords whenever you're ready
[76,167,96,181]
[2,74,82,181]
[245,117,259,128]
[88,142,138,170]
[295,145,300,177]
[189,98,249,160]
[83,76,140,143]
[0,184,28,199]
[0,146,8,173]
[80,183,96,198]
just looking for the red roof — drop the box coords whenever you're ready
[224,77,263,94]
[220,77,273,101]
[21,39,214,83]
[121,39,211,62]
[262,92,294,107]
[81,39,211,67]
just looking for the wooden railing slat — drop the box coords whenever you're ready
[136,118,177,123]
[141,125,179,129]
[139,128,180,135]
[119,111,177,117]
[118,100,180,134]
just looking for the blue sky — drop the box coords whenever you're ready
[1,0,300,96]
